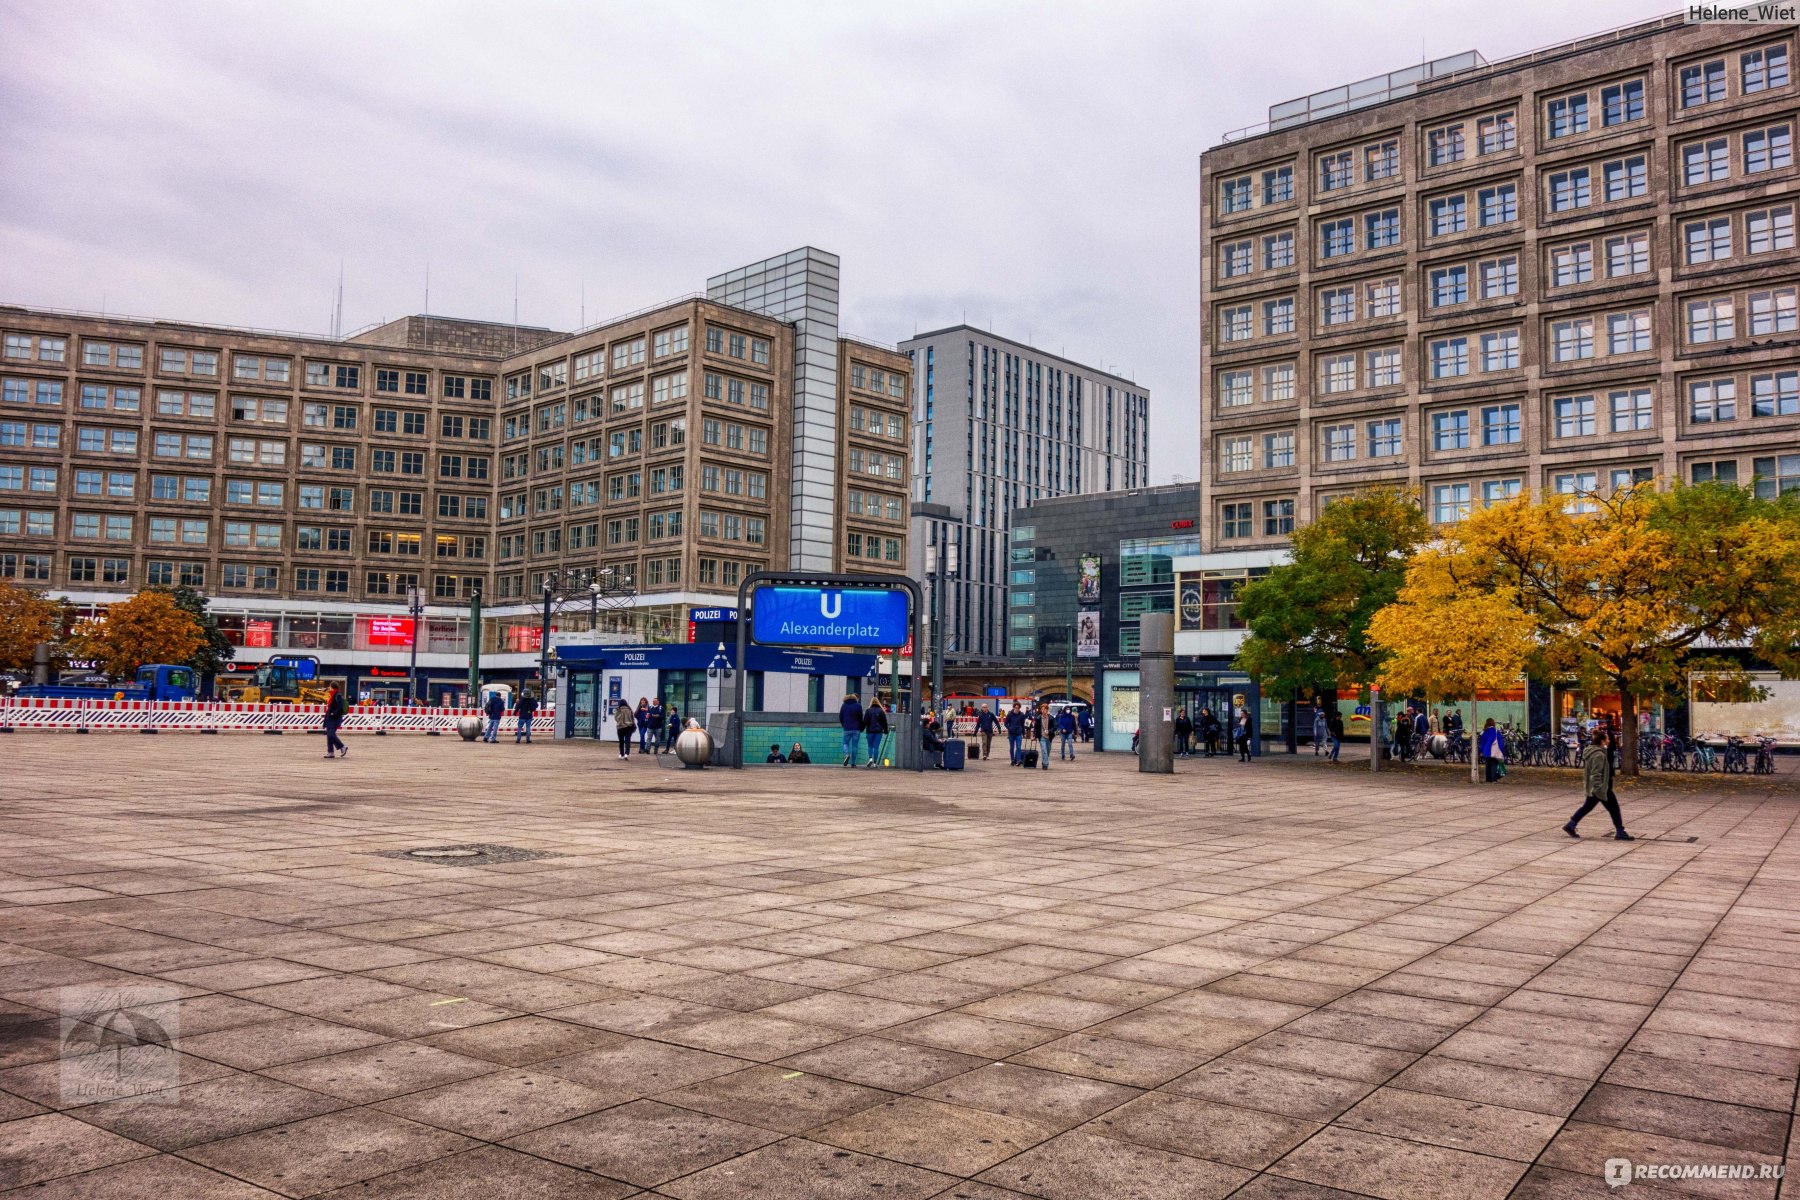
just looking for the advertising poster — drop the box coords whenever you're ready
[1109,685,1139,737]
[1077,554,1101,606]
[1076,610,1101,659]
[1177,575,1204,632]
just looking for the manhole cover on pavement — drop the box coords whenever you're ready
[377,844,557,866]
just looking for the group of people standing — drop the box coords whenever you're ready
[1171,705,1255,762]
[836,693,892,767]
[611,696,680,759]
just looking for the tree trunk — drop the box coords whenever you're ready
[1469,696,1481,784]
[1619,685,1639,778]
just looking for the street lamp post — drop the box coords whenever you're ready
[406,585,423,705]
[538,578,554,700]
[928,541,957,716]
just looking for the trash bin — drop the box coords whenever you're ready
[944,738,966,771]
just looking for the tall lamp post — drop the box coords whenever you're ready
[406,585,423,704]
[928,540,958,716]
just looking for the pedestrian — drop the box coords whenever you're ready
[1004,701,1026,766]
[1566,730,1634,840]
[1326,707,1344,762]
[1312,704,1328,755]
[975,706,997,762]
[1200,706,1220,757]
[863,697,889,767]
[663,705,682,752]
[635,697,652,754]
[1173,708,1192,758]
[1479,717,1504,783]
[838,693,864,766]
[322,684,348,759]
[1234,708,1252,762]
[1057,706,1077,760]
[1413,706,1429,752]
[613,699,635,758]
[514,690,538,744]
[766,743,787,763]
[921,714,946,768]
[788,742,811,764]
[482,690,504,743]
[1030,704,1052,770]
[647,696,666,754]
[1077,707,1093,743]
[1393,710,1412,762]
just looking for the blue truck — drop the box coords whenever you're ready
[15,664,199,702]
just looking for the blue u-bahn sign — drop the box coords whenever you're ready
[750,585,910,648]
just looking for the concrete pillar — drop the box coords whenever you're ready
[1138,613,1174,774]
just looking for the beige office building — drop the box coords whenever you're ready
[0,247,910,697]
[1197,15,1797,551]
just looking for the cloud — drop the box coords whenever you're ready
[0,0,1661,482]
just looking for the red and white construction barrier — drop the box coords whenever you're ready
[0,698,552,736]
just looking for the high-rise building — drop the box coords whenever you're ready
[0,248,910,698]
[900,326,1150,659]
[1191,14,1798,660]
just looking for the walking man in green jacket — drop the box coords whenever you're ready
[1565,730,1634,841]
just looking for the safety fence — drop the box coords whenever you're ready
[0,698,553,736]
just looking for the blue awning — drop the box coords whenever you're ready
[555,642,876,677]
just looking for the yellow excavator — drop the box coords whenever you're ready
[235,662,331,705]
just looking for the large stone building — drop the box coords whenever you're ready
[1192,14,1798,664]
[0,247,911,699]
[900,325,1150,660]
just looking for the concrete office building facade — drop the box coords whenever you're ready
[0,247,909,698]
[900,325,1150,660]
[1192,14,1799,662]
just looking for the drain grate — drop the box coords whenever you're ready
[377,844,557,866]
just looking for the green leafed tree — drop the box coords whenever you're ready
[150,585,234,681]
[1232,487,1432,701]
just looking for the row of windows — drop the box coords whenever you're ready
[499,373,770,440]
[847,364,908,398]
[844,532,905,563]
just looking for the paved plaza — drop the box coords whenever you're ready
[0,734,1795,1200]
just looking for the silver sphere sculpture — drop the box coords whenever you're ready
[674,719,713,768]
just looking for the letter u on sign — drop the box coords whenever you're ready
[820,593,842,619]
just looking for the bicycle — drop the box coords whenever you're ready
[1722,736,1749,774]
[1690,739,1717,772]
[1753,736,1778,775]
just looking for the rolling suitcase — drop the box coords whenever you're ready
[944,738,966,770]
[1022,747,1039,768]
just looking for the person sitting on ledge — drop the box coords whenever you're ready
[765,743,787,763]
[787,743,811,764]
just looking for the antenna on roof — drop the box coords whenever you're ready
[512,274,519,354]
[332,262,344,340]
[423,264,431,344]
[580,280,586,329]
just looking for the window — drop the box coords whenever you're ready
[1263,431,1294,469]
[1368,418,1402,457]
[1263,165,1294,203]
[1684,138,1730,185]
[1749,287,1797,335]
[1220,437,1252,473]
[1751,453,1800,499]
[1552,242,1593,287]
[1263,362,1296,401]
[1428,195,1466,235]
[1549,168,1591,212]
[1482,479,1522,506]
[1547,94,1589,138]
[1750,369,1799,417]
[1366,140,1399,180]
[1365,208,1400,248]
[1482,403,1521,445]
[1432,410,1470,451]
[1685,216,1733,264]
[1427,124,1465,166]
[1262,499,1295,536]
[1219,503,1252,539]
[1681,59,1727,108]
[1748,205,1796,254]
[1687,297,1735,343]
[1692,460,1739,485]
[1429,337,1469,379]
[1481,329,1520,372]
[1432,483,1471,524]
[1478,113,1516,155]
[1321,354,1356,394]
[1358,347,1396,389]
[1555,471,1600,514]
[1602,79,1644,125]
[1262,231,1295,270]
[1320,218,1354,258]
[1219,370,1252,408]
[1603,155,1647,201]
[1552,318,1595,362]
[1610,388,1654,433]
[1322,424,1356,462]
[1220,175,1252,213]
[1743,44,1791,93]
[1606,232,1649,277]
[1319,150,1353,191]
[1554,394,1598,438]
[1320,286,1355,325]
[1219,305,1252,343]
[1479,183,1517,225]
[611,337,646,369]
[1365,277,1400,317]
[1608,309,1652,355]
[1479,256,1519,299]
[1220,240,1253,278]
[1745,124,1792,174]
[1427,266,1465,308]
[1689,377,1736,423]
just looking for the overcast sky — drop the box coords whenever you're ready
[1,0,1662,483]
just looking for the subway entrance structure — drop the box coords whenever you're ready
[730,570,923,770]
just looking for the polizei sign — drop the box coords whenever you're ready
[749,585,910,648]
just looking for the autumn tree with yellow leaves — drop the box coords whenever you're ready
[67,591,205,680]
[1369,481,1800,776]
[0,582,66,673]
